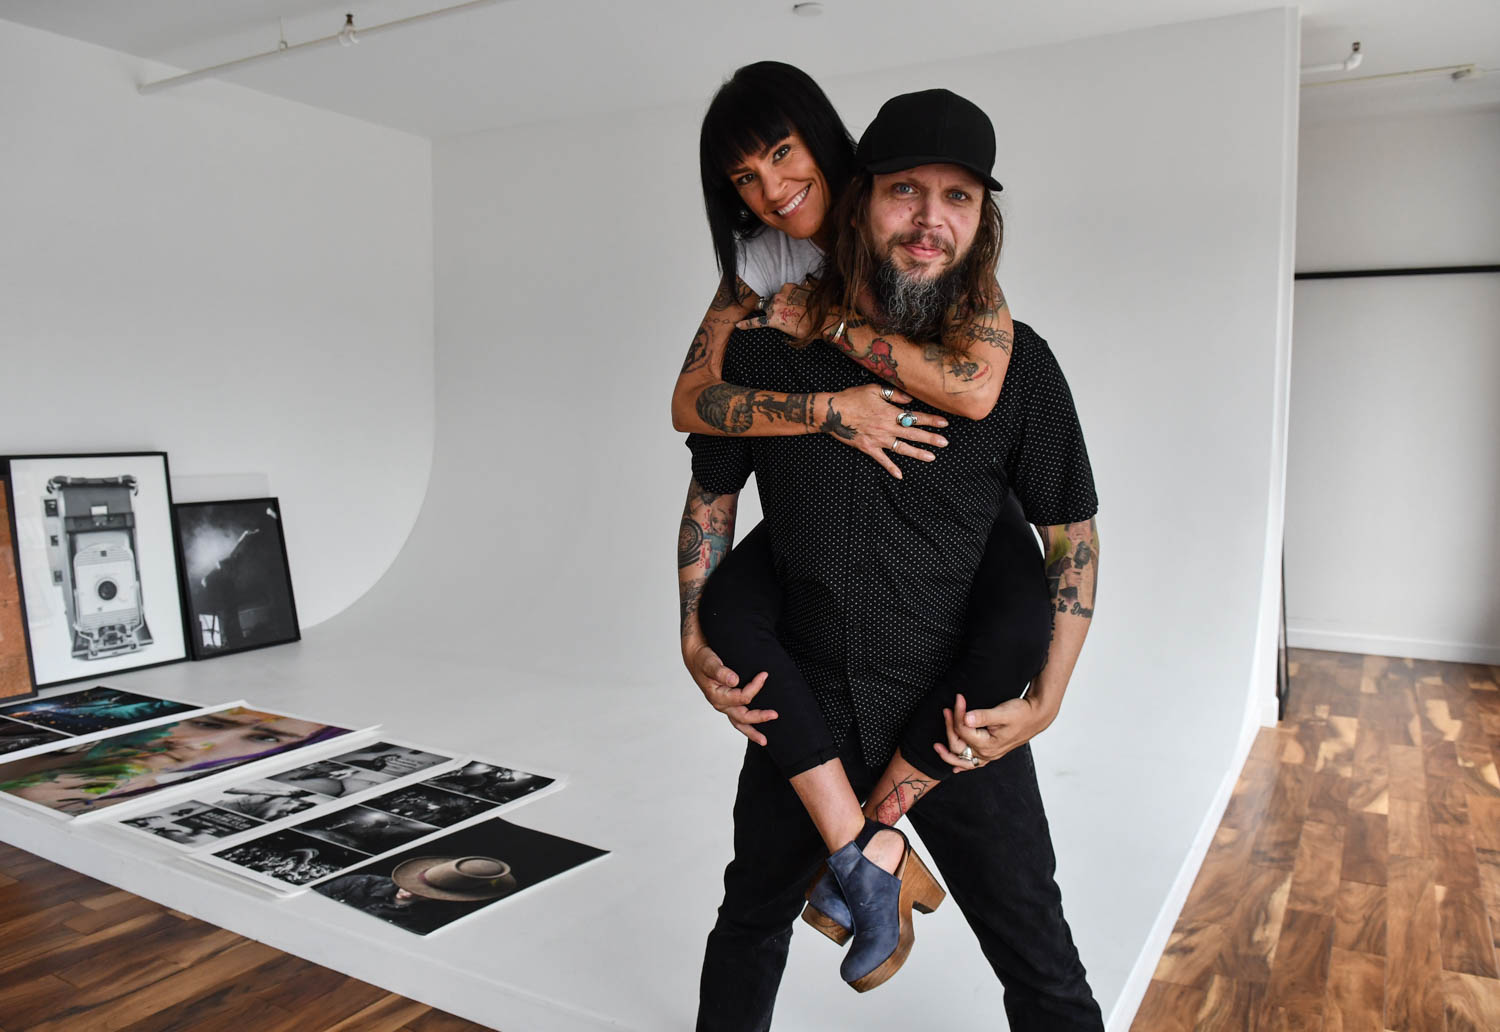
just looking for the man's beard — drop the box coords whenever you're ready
[871,238,966,343]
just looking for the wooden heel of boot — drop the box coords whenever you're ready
[801,902,853,945]
[905,851,946,914]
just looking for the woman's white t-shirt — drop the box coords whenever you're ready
[735,229,824,302]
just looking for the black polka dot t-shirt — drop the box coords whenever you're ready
[687,321,1098,769]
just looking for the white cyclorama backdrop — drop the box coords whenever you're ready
[7,455,187,684]
[1287,106,1500,664]
[0,17,435,629]
[306,8,1296,1029]
[0,9,1298,1032]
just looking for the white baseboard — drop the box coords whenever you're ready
[1287,628,1500,665]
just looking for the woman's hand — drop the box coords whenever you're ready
[818,384,950,479]
[735,280,818,337]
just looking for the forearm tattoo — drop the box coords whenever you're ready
[681,322,711,375]
[710,279,755,312]
[1042,519,1100,619]
[816,396,858,440]
[695,384,814,434]
[833,317,904,384]
[678,479,738,636]
[873,774,936,825]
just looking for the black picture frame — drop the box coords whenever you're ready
[2,452,190,689]
[173,497,301,661]
[0,466,40,704]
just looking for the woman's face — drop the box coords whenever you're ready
[727,130,830,241]
[162,709,323,762]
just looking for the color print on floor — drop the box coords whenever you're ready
[1130,650,1500,1031]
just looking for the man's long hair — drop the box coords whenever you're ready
[800,173,1004,352]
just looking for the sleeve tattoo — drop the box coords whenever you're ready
[678,479,739,636]
[1041,519,1100,619]
[696,384,814,434]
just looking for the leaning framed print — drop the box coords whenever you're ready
[173,498,300,660]
[3,453,188,688]
[0,468,39,703]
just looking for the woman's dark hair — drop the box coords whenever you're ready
[799,173,1004,354]
[699,62,856,296]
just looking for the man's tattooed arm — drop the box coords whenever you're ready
[1021,518,1100,723]
[678,478,739,639]
[1040,518,1099,619]
[820,282,1013,419]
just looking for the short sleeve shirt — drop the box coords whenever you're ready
[687,321,1097,767]
[735,229,824,301]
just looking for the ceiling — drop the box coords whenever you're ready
[2,0,1497,137]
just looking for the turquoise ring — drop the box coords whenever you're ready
[898,412,917,428]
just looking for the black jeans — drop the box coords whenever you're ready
[697,739,1104,1031]
[697,498,1052,781]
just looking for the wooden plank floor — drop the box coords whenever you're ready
[1132,649,1500,1031]
[0,840,495,1031]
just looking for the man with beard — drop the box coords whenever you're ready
[683,90,1104,1029]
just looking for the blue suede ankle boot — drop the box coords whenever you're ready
[822,818,946,992]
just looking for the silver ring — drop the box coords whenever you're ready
[881,386,894,402]
[891,439,903,452]
[961,746,975,764]
[898,412,917,428]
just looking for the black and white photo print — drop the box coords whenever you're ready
[337,742,451,778]
[214,828,368,886]
[297,804,440,855]
[425,761,554,806]
[173,498,299,660]
[4,454,187,688]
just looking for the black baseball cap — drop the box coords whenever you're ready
[855,88,1003,192]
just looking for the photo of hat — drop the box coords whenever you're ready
[391,855,517,901]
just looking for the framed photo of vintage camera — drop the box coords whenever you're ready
[3,453,189,688]
[0,470,39,703]
[173,498,300,661]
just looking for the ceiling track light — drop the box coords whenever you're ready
[138,0,509,95]
[1301,41,1362,77]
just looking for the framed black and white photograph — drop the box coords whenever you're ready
[3,454,188,688]
[0,471,38,703]
[173,498,299,661]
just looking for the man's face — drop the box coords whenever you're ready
[865,163,985,279]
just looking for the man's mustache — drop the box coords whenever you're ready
[888,231,954,257]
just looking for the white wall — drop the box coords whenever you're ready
[1287,106,1500,663]
[0,18,435,627]
[313,8,1297,1027]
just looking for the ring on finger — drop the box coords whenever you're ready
[881,386,894,402]
[898,411,917,428]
